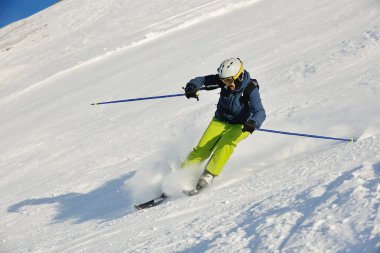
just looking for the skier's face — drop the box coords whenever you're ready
[226,82,236,91]
[221,77,236,91]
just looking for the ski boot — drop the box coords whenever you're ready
[196,170,215,190]
[183,170,215,196]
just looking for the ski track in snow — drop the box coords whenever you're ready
[1,0,380,252]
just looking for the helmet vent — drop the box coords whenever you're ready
[218,58,244,79]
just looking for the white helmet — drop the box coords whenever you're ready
[217,58,244,80]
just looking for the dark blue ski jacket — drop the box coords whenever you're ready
[187,70,266,128]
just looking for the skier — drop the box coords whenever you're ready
[181,58,266,193]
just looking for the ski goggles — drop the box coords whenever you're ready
[220,77,235,85]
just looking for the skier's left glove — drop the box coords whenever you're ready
[242,120,256,133]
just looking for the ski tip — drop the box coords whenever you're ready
[134,193,168,210]
[134,205,143,210]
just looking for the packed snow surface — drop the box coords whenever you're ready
[1,0,380,252]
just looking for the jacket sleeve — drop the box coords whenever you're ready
[248,88,266,129]
[187,74,222,91]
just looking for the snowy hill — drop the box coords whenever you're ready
[1,0,380,252]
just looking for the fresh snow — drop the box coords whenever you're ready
[1,0,380,252]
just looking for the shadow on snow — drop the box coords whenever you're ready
[7,172,136,224]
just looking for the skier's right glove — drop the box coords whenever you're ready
[184,83,199,100]
[242,120,256,133]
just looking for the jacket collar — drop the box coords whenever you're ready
[234,70,251,93]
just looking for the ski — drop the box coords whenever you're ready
[134,193,168,210]
[135,188,204,210]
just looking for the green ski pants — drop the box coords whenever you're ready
[181,117,250,176]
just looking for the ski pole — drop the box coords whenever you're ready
[91,93,186,106]
[257,128,355,142]
[91,86,211,106]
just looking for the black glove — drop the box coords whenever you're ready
[184,83,199,100]
[242,120,256,133]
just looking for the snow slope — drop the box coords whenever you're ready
[1,0,380,252]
